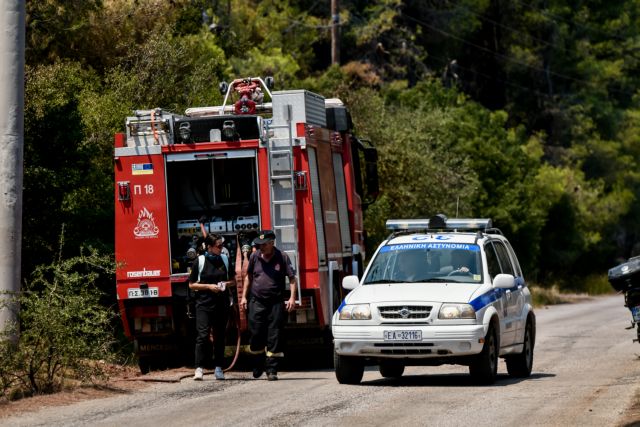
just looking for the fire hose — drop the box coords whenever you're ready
[198,221,248,373]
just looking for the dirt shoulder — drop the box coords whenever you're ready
[0,365,195,420]
[619,387,640,427]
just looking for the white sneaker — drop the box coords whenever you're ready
[194,367,204,381]
[214,366,225,380]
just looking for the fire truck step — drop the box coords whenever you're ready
[274,224,295,229]
[273,200,294,205]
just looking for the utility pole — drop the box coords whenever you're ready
[331,0,340,65]
[0,0,25,332]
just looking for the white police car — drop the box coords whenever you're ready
[332,215,535,385]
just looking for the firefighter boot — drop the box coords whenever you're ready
[252,353,266,379]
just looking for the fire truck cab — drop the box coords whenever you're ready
[114,77,378,371]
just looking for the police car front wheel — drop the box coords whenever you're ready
[334,350,364,385]
[469,323,498,385]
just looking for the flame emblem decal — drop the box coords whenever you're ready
[134,207,159,238]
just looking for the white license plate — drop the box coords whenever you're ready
[632,306,640,323]
[127,287,159,298]
[383,330,422,341]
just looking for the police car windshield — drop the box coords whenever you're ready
[363,243,483,284]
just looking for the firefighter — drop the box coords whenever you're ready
[188,234,234,381]
[240,230,297,381]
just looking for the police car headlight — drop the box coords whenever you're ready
[339,304,372,320]
[438,304,476,319]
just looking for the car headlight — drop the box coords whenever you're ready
[339,304,372,320]
[438,303,476,319]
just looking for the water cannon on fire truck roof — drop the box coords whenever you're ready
[186,76,275,117]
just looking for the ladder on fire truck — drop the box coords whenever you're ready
[267,104,302,304]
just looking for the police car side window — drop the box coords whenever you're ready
[484,243,501,281]
[493,241,515,276]
[504,240,522,277]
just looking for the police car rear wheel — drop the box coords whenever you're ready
[506,319,534,378]
[334,350,364,384]
[379,361,404,378]
[469,324,498,385]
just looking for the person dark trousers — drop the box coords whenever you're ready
[189,234,234,380]
[240,230,297,381]
[248,297,286,377]
[194,301,229,372]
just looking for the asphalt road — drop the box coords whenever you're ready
[3,295,640,427]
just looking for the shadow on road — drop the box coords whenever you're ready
[361,372,555,387]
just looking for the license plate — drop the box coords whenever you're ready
[383,330,422,341]
[632,306,640,323]
[127,287,159,298]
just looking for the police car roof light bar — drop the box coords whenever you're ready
[445,218,493,230]
[385,219,431,231]
[385,217,493,231]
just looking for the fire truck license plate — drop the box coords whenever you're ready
[384,330,422,341]
[127,287,159,298]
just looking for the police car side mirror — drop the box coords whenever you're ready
[493,273,515,289]
[342,275,359,290]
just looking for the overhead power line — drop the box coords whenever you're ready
[401,12,636,97]
[429,52,567,101]
[509,0,628,42]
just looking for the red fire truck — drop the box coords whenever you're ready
[114,77,378,371]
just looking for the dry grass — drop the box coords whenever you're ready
[0,363,144,420]
[530,285,594,307]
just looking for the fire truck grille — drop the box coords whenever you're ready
[378,305,432,320]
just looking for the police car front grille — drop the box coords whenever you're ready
[374,343,434,347]
[373,343,435,355]
[380,349,432,355]
[378,305,432,319]
[372,343,454,355]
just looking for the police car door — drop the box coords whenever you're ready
[492,240,520,347]
[484,241,514,347]
[504,240,526,338]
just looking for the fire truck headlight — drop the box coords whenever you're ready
[339,304,371,320]
[438,304,476,319]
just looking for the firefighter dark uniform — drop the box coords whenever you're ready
[244,231,296,380]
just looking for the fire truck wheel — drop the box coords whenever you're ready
[379,361,404,378]
[334,350,364,384]
[138,357,152,374]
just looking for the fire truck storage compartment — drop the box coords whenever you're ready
[166,150,259,274]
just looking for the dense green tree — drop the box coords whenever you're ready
[22,0,640,289]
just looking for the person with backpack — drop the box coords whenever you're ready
[240,230,297,381]
[188,233,234,381]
